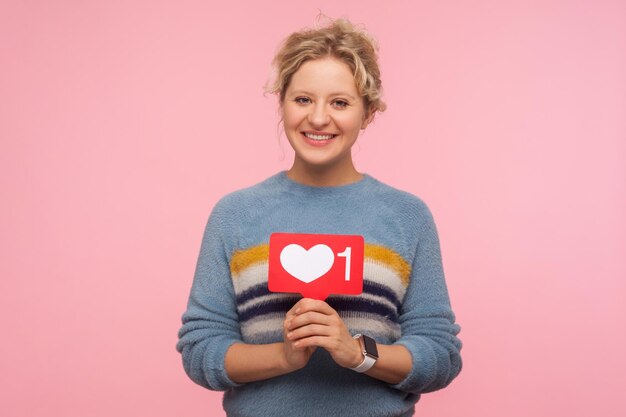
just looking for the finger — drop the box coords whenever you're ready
[293,335,323,349]
[284,298,310,332]
[287,323,332,341]
[293,335,341,351]
[294,299,336,316]
[285,298,306,320]
[285,340,309,351]
[283,298,310,324]
[288,311,332,331]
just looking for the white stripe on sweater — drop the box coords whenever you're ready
[233,259,407,302]
[240,311,401,343]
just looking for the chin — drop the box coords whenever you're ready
[295,153,349,170]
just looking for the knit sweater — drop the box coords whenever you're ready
[176,171,462,417]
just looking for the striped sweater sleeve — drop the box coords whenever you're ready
[390,202,463,393]
[176,198,243,391]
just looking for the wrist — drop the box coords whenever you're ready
[279,342,305,373]
[349,334,379,373]
[349,338,364,368]
[278,342,294,372]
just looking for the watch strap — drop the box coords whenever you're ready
[350,334,377,373]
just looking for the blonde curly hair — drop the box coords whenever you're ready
[265,17,387,115]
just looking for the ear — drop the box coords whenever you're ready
[361,107,377,130]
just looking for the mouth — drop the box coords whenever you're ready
[302,132,338,141]
[302,132,337,146]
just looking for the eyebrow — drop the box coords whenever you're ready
[288,90,357,100]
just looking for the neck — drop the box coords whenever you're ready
[286,159,363,187]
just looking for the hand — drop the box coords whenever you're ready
[282,301,317,371]
[285,298,363,369]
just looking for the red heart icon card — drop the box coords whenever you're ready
[268,232,364,300]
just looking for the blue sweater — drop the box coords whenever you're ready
[176,171,462,417]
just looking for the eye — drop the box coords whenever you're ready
[294,97,311,104]
[332,99,349,109]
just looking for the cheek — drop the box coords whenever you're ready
[336,113,365,132]
[282,107,303,130]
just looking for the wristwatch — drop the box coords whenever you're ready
[350,334,379,373]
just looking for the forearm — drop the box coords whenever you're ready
[364,344,412,385]
[224,342,294,384]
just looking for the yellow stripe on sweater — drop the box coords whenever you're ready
[230,242,411,286]
[364,244,411,287]
[230,244,270,276]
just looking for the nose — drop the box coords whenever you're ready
[307,102,330,128]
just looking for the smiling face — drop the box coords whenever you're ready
[281,57,373,177]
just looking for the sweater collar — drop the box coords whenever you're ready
[274,170,374,197]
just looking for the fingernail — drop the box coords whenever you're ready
[287,332,293,339]
[295,308,300,314]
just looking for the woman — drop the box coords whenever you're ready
[177,17,462,417]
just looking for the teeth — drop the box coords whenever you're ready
[304,133,335,140]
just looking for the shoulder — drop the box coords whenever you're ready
[367,175,436,227]
[209,172,283,219]
[205,174,280,231]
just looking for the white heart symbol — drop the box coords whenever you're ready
[279,244,335,283]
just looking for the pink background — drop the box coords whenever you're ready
[1,0,625,416]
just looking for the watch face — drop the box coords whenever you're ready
[362,335,379,359]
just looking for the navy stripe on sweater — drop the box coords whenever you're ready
[238,296,301,322]
[237,293,399,323]
[236,279,402,309]
[326,297,399,322]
